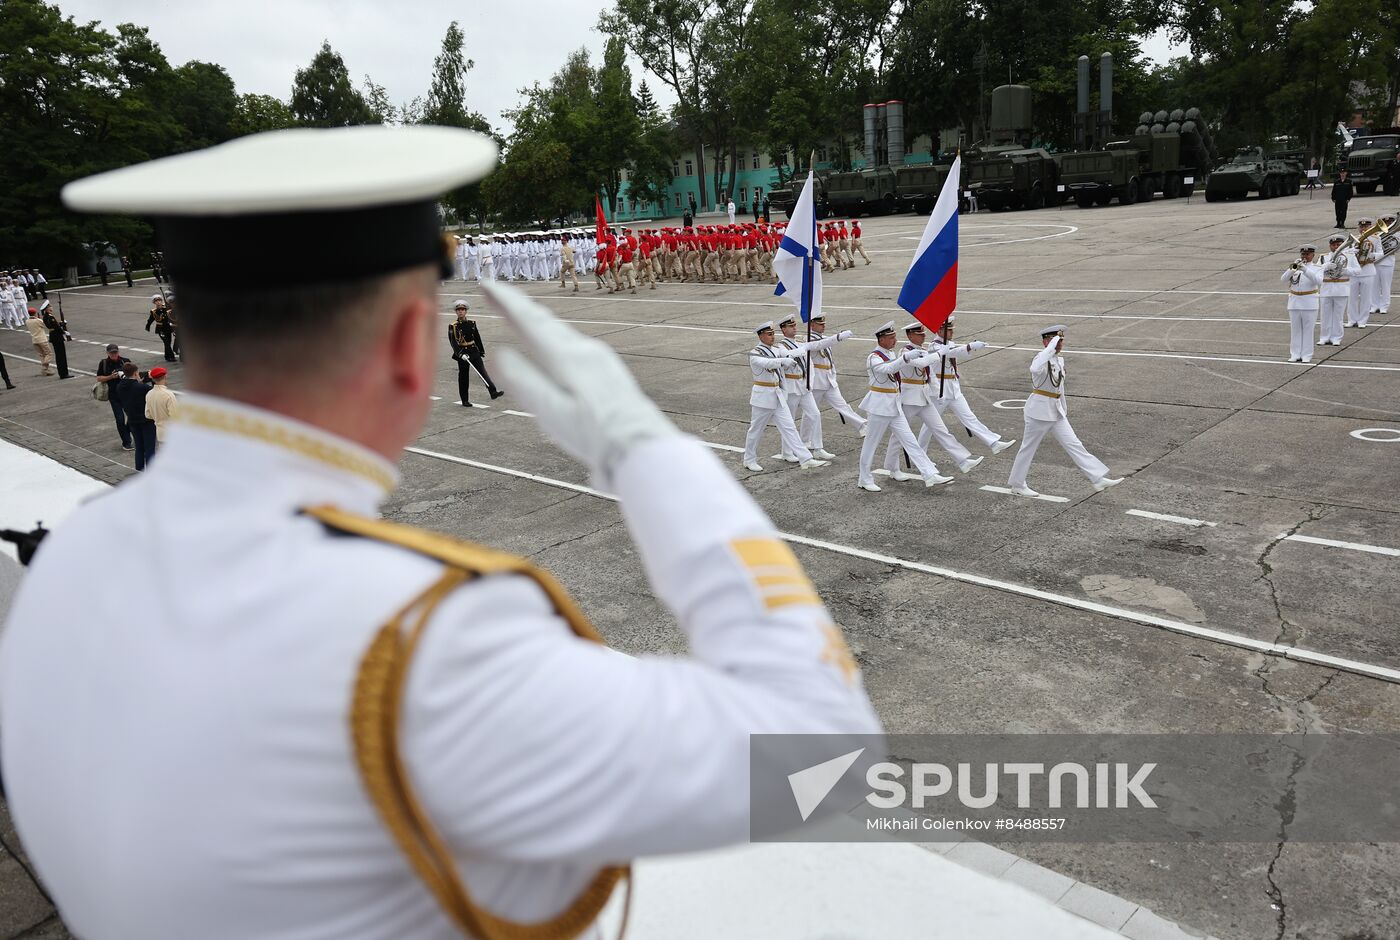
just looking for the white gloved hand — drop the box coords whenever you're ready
[837,329,854,341]
[968,341,988,350]
[902,348,921,362]
[779,356,799,366]
[485,283,679,486]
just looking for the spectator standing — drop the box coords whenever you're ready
[30,269,47,299]
[95,344,133,450]
[96,259,109,286]
[113,362,156,469]
[121,256,135,288]
[144,367,177,443]
[25,309,53,376]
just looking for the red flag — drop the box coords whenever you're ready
[595,196,607,244]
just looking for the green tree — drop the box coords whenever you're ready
[361,75,396,124]
[172,61,238,149]
[231,93,296,137]
[627,80,677,208]
[290,41,373,127]
[420,21,496,224]
[592,37,642,214]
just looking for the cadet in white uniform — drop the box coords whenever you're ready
[1281,243,1322,362]
[772,314,853,462]
[878,322,980,481]
[463,236,480,282]
[2,126,880,940]
[1318,235,1356,346]
[857,321,954,492]
[744,320,829,471]
[917,315,1015,454]
[803,314,867,450]
[1006,325,1122,498]
[1349,217,1380,327]
[478,235,495,281]
[454,235,467,280]
[1376,212,1396,315]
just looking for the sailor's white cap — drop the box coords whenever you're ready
[874,320,896,337]
[60,126,498,288]
[1040,324,1067,337]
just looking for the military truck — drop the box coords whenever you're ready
[1204,147,1302,201]
[821,167,898,216]
[1343,129,1400,196]
[966,148,1059,210]
[1057,110,1212,207]
[768,174,826,219]
[895,162,957,213]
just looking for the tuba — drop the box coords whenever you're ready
[1355,218,1390,264]
[1325,248,1348,279]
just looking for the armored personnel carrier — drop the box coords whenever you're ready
[1204,147,1303,201]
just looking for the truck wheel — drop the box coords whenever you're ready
[1386,176,1399,197]
[1164,175,1181,199]
[1259,179,1273,199]
[1075,192,1094,208]
[1120,179,1139,205]
[882,193,897,215]
[1139,177,1154,202]
[1205,190,1221,203]
[1027,185,1045,210]
[1289,176,1300,196]
[1358,182,1378,195]
[1094,190,1112,206]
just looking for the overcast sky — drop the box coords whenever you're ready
[54,1,1183,135]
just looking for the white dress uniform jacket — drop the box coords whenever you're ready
[859,348,905,416]
[1007,343,1110,490]
[1318,249,1358,345]
[0,393,880,939]
[1024,343,1069,421]
[1281,262,1321,361]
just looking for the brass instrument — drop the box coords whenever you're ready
[1353,218,1390,264]
[1325,248,1348,279]
[1289,259,1303,286]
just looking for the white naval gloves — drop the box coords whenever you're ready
[966,340,988,351]
[484,283,680,487]
[902,348,922,362]
[837,329,854,341]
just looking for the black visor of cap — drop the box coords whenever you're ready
[158,199,450,288]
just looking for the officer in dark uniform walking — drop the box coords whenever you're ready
[1332,170,1353,228]
[447,300,503,407]
[40,300,70,379]
[96,259,109,286]
[121,256,135,288]
[145,294,178,361]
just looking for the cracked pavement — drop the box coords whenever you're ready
[3,193,1400,939]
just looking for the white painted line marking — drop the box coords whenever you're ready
[1350,427,1400,442]
[992,399,1026,410]
[453,401,490,408]
[705,441,745,453]
[502,409,536,418]
[428,396,443,401]
[0,352,93,376]
[402,445,1400,685]
[1126,509,1217,528]
[979,485,1070,503]
[1279,534,1400,558]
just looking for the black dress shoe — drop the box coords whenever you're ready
[490,390,505,400]
[461,401,474,408]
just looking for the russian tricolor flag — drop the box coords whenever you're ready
[897,155,960,332]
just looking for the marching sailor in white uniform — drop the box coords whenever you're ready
[1,126,880,940]
[857,321,955,492]
[917,315,1016,454]
[878,322,981,481]
[1376,211,1397,315]
[772,313,853,462]
[1318,235,1357,346]
[744,320,831,472]
[1349,217,1381,328]
[1281,243,1322,362]
[803,314,867,450]
[1006,325,1122,498]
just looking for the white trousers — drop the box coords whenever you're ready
[1349,277,1374,325]
[1377,261,1394,313]
[782,390,821,453]
[455,257,467,280]
[1288,306,1317,360]
[807,385,866,449]
[1007,415,1109,489]
[860,412,939,485]
[745,398,812,464]
[463,258,479,281]
[926,394,1001,448]
[1319,296,1347,344]
[885,402,970,471]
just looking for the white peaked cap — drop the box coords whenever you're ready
[874,321,896,336]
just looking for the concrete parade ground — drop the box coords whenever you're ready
[2,188,1399,939]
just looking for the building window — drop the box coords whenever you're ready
[630,199,637,213]
[739,187,747,204]
[684,159,693,176]
[673,161,680,177]
[674,193,683,209]
[754,186,763,203]
[817,146,828,162]
[752,152,761,169]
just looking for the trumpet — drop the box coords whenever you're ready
[1325,249,1348,279]
[1289,259,1303,285]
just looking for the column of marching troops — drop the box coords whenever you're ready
[1282,211,1396,362]
[452,219,873,294]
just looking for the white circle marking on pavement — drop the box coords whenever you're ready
[993,399,1027,410]
[1350,427,1400,443]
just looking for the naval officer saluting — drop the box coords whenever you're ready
[1006,325,1122,498]
[1,126,880,939]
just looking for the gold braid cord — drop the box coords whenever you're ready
[304,505,631,940]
